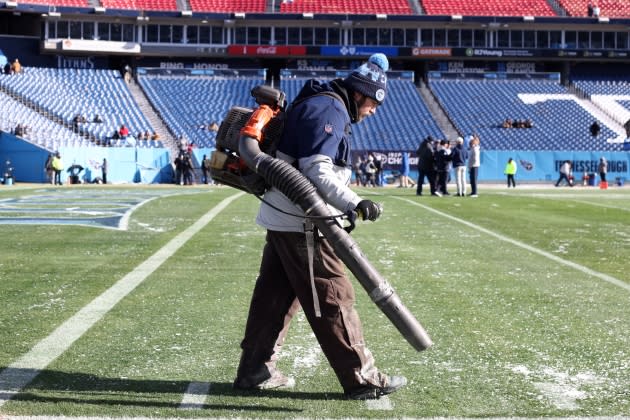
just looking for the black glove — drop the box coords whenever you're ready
[355,199,382,221]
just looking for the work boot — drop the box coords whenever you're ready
[233,365,295,390]
[345,375,407,400]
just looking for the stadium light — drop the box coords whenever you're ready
[598,16,609,23]
[302,12,313,19]
[48,11,61,17]
[94,6,105,13]
[234,12,245,19]
[523,15,535,22]
[451,15,462,21]
[181,10,192,17]
[6,1,17,8]
[376,14,387,20]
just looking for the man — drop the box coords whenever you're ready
[416,136,439,196]
[234,53,407,400]
[451,137,468,197]
[435,139,452,195]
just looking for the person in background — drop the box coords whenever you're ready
[374,154,384,186]
[416,136,439,196]
[52,152,64,186]
[467,135,480,197]
[598,157,607,184]
[555,160,574,187]
[451,136,468,197]
[233,53,406,400]
[435,139,452,195]
[504,158,517,188]
[101,158,108,184]
[201,154,211,184]
[399,151,411,188]
[364,154,377,187]
[10,58,21,74]
[44,153,54,184]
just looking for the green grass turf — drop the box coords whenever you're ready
[0,184,629,418]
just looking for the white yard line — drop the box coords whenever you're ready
[0,192,244,409]
[365,395,392,410]
[395,197,630,293]
[178,381,211,410]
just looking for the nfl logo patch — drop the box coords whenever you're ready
[324,123,333,134]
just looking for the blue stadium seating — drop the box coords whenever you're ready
[0,68,153,146]
[0,90,87,150]
[138,76,264,149]
[430,78,623,151]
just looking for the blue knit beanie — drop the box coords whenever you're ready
[344,53,389,104]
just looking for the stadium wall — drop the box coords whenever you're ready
[0,132,172,184]
[353,150,629,184]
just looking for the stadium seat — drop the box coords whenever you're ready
[189,0,266,13]
[421,0,555,16]
[429,78,623,151]
[279,0,412,15]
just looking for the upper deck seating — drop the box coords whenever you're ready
[189,0,266,13]
[430,78,622,151]
[13,0,88,6]
[279,0,412,15]
[101,0,178,10]
[557,0,630,18]
[421,0,556,16]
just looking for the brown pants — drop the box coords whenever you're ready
[237,230,384,393]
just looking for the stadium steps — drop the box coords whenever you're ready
[566,86,628,142]
[417,81,459,141]
[545,0,568,16]
[408,0,424,14]
[178,0,190,11]
[573,96,626,143]
[127,79,178,156]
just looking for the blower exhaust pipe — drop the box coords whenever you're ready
[239,135,432,351]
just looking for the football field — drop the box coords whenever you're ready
[0,183,629,419]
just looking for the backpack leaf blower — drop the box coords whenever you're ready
[211,85,432,351]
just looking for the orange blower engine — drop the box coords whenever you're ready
[209,85,286,195]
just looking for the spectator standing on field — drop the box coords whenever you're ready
[101,158,108,184]
[451,137,468,196]
[504,158,517,188]
[52,152,64,185]
[467,135,480,197]
[598,157,607,184]
[201,154,211,184]
[555,160,574,187]
[435,140,452,195]
[44,153,54,184]
[416,136,438,196]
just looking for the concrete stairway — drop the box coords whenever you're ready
[126,79,178,157]
[417,81,460,141]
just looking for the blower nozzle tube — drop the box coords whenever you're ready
[239,135,432,351]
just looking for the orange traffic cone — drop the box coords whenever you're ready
[599,181,608,189]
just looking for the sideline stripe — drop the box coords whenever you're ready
[0,192,244,408]
[178,382,211,410]
[395,197,630,293]
[3,416,628,420]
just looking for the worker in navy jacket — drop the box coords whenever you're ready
[234,54,407,400]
